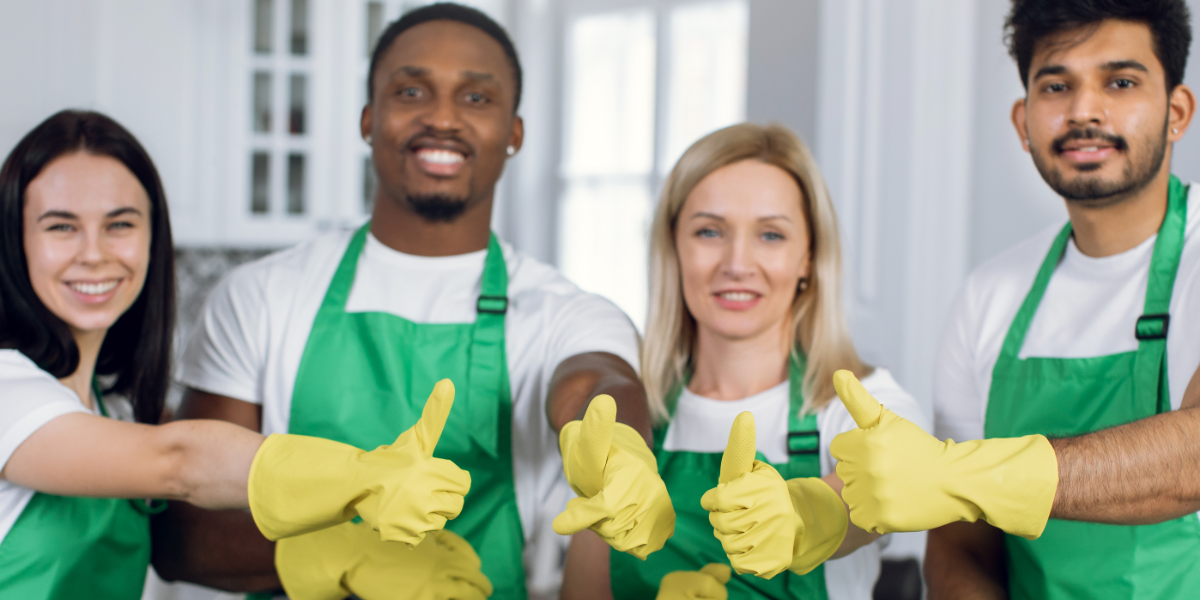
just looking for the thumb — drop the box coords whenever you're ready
[573,395,617,485]
[719,412,756,484]
[552,494,610,536]
[699,563,732,585]
[833,370,882,429]
[412,379,455,456]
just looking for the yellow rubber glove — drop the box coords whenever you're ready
[830,370,1058,539]
[656,564,731,600]
[700,412,847,578]
[248,379,471,546]
[276,521,493,600]
[552,395,675,559]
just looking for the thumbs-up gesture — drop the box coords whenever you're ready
[248,379,471,546]
[553,395,675,559]
[830,370,1057,539]
[700,413,847,578]
[656,563,732,600]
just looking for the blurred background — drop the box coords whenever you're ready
[1,0,1198,598]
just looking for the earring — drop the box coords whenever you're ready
[797,278,809,293]
[1173,128,1180,134]
[366,135,373,145]
[506,145,516,156]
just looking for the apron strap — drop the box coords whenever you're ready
[997,224,1074,361]
[465,233,509,458]
[1134,175,1189,412]
[783,352,820,480]
[319,225,371,312]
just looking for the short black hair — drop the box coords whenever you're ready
[367,2,523,111]
[0,110,175,424]
[1006,0,1192,91]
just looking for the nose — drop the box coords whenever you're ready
[720,232,755,280]
[1066,82,1106,128]
[76,226,107,267]
[419,92,464,133]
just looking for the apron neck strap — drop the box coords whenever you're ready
[91,378,109,418]
[465,233,509,458]
[321,225,371,311]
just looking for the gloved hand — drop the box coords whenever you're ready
[701,412,847,578]
[276,521,493,600]
[248,379,471,546]
[552,395,675,559]
[830,370,1058,539]
[656,563,731,600]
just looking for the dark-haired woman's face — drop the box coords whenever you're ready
[23,152,151,339]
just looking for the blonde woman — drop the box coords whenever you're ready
[563,123,928,600]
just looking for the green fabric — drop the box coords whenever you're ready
[288,225,527,599]
[985,176,1200,599]
[0,387,150,599]
[611,354,829,599]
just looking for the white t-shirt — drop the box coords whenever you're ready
[178,230,641,599]
[662,368,928,600]
[0,350,99,548]
[935,184,1200,443]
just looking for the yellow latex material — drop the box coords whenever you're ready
[656,563,732,600]
[248,379,471,546]
[276,521,493,600]
[830,370,1058,539]
[552,395,675,559]
[700,412,847,579]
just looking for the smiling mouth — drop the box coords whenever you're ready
[717,291,759,302]
[68,280,120,296]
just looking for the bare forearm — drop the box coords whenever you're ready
[821,473,881,559]
[162,419,263,509]
[925,522,1007,600]
[1050,407,1200,524]
[562,530,613,600]
[548,352,652,442]
[151,501,280,592]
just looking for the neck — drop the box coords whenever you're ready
[370,190,495,256]
[1067,167,1173,257]
[60,329,106,410]
[688,323,790,401]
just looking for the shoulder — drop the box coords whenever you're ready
[211,230,354,308]
[0,351,77,403]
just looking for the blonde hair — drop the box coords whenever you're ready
[642,123,871,425]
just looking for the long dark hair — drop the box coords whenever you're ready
[0,110,175,424]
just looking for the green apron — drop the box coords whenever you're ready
[287,225,527,599]
[612,354,830,599]
[0,383,158,599]
[985,176,1200,599]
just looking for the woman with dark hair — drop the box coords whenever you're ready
[0,110,488,599]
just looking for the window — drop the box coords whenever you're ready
[559,0,748,329]
[247,0,312,220]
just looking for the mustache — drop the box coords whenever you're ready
[1052,128,1128,154]
[404,128,474,155]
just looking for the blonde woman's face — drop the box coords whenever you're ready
[675,159,811,343]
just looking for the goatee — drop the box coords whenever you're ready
[407,194,469,222]
[1030,122,1168,207]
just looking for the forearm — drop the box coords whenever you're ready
[159,419,264,509]
[925,522,1007,600]
[548,352,652,442]
[562,530,614,600]
[1050,407,1200,524]
[151,500,281,592]
[821,473,880,559]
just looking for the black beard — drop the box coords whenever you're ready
[1030,122,1168,207]
[406,194,469,222]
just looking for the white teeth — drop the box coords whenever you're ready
[69,281,118,296]
[416,149,465,165]
[719,292,756,302]
[1081,146,1099,152]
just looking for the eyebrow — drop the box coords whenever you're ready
[463,70,494,82]
[688,212,792,223]
[1033,59,1150,81]
[36,207,144,222]
[396,65,429,78]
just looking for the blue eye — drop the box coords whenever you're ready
[697,227,720,238]
[47,223,74,233]
[762,231,784,241]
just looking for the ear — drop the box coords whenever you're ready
[360,104,373,142]
[1168,84,1196,144]
[1011,98,1030,153]
[509,115,525,154]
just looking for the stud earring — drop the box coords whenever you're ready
[1173,128,1180,134]
[366,135,373,145]
[506,145,516,156]
[797,278,809,293]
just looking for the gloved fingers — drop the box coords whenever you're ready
[411,379,456,456]
[719,412,757,484]
[829,428,865,464]
[832,370,882,429]
[440,567,495,598]
[431,577,492,600]
[574,395,617,486]
[431,530,483,567]
[698,563,732,585]
[701,465,784,513]
[552,494,612,535]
